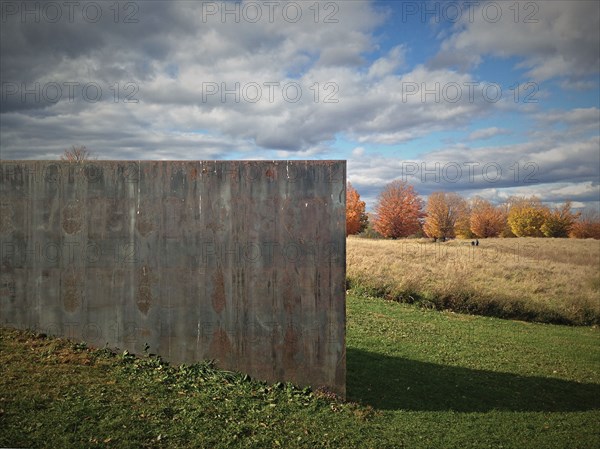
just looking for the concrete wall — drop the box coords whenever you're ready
[0,160,346,396]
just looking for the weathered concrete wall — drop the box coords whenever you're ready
[0,160,346,396]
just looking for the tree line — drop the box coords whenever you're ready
[346,180,600,240]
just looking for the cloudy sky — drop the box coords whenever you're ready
[1,0,599,210]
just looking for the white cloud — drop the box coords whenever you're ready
[1,1,598,211]
[431,1,600,83]
[347,131,600,210]
[0,2,509,157]
[351,147,365,157]
[468,127,510,141]
[535,107,600,127]
[367,45,406,79]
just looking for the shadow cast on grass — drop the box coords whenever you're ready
[347,348,600,412]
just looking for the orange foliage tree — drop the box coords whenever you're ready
[373,180,423,239]
[569,210,600,239]
[423,192,468,240]
[346,182,368,236]
[469,197,506,238]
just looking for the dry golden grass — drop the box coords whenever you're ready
[347,236,600,325]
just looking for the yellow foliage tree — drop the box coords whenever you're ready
[506,196,549,237]
[454,204,475,239]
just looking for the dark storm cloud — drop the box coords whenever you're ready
[1,1,185,98]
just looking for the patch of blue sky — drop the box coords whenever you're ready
[334,134,432,160]
[370,2,446,68]
[165,63,179,79]
[470,55,529,85]
[541,79,600,110]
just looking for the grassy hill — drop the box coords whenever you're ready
[347,237,600,325]
[2,294,599,449]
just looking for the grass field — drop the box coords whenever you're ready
[2,294,599,449]
[347,236,600,325]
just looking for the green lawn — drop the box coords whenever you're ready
[1,293,599,448]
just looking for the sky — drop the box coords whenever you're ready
[1,0,599,211]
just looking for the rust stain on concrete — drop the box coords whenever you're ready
[62,201,83,234]
[135,202,155,237]
[62,271,80,312]
[136,265,153,315]
[212,267,226,314]
[208,327,232,361]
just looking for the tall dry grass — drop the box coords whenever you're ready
[347,236,600,325]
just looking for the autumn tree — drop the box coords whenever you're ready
[373,180,424,239]
[506,196,549,237]
[346,182,368,236]
[423,192,468,240]
[61,145,92,163]
[469,196,506,238]
[498,201,516,237]
[569,210,600,239]
[541,201,579,238]
[454,207,475,239]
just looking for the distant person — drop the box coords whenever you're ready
[471,241,475,246]
[475,239,479,246]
